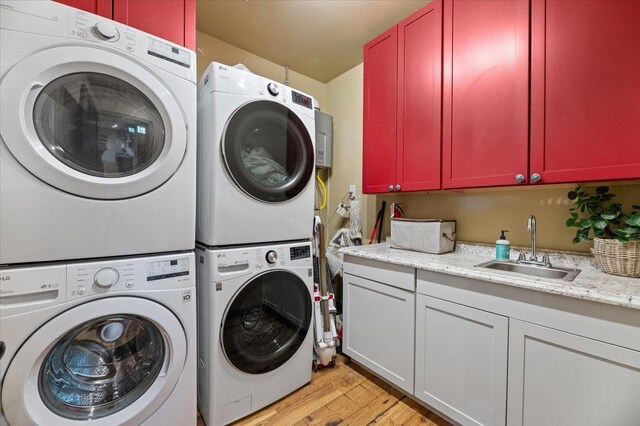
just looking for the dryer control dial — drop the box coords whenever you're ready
[94,21,119,40]
[265,250,278,264]
[267,83,280,96]
[94,268,119,288]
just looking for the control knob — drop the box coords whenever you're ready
[265,250,278,264]
[94,267,119,288]
[267,83,280,96]
[94,21,119,40]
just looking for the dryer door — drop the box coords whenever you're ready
[2,297,187,425]
[221,270,312,374]
[0,46,187,199]
[221,100,314,203]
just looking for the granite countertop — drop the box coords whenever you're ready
[340,242,640,310]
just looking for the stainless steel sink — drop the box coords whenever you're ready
[475,260,581,282]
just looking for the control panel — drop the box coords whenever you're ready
[147,258,190,281]
[213,242,313,276]
[292,91,313,109]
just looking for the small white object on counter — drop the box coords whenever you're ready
[340,242,640,310]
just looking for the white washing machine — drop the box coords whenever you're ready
[0,252,196,426]
[0,1,197,265]
[197,62,316,247]
[196,241,314,425]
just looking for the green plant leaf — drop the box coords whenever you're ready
[568,191,578,200]
[571,212,578,219]
[625,214,640,227]
[601,211,618,220]
[595,186,609,194]
[565,218,575,227]
[593,219,608,229]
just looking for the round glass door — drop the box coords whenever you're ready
[222,101,314,203]
[0,45,188,199]
[222,271,312,374]
[39,315,164,420]
[33,72,165,178]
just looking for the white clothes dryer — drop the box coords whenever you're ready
[0,252,196,426]
[196,241,314,425]
[0,1,197,265]
[197,62,316,247]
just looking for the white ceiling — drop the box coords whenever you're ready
[197,0,429,83]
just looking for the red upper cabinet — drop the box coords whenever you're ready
[442,0,529,189]
[397,1,442,192]
[113,0,195,49]
[530,0,640,184]
[54,0,112,17]
[363,1,442,194]
[363,26,398,194]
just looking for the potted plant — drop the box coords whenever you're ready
[566,184,640,277]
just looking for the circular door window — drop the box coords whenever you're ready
[222,271,311,374]
[39,315,164,420]
[222,101,314,203]
[0,46,188,199]
[33,72,165,178]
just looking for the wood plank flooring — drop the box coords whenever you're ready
[196,355,452,426]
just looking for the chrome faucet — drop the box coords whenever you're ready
[527,215,538,261]
[517,215,552,268]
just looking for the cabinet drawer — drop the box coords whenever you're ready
[343,273,415,393]
[344,254,415,291]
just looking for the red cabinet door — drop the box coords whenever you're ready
[442,0,529,189]
[363,26,398,194]
[530,0,640,184]
[113,0,195,49]
[54,0,112,17]
[397,1,442,192]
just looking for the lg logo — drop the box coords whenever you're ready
[0,276,10,281]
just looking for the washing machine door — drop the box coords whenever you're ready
[221,270,312,374]
[1,297,187,425]
[0,46,187,199]
[221,100,314,203]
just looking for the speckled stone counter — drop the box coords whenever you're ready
[340,242,640,310]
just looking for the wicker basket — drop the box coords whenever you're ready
[591,238,640,278]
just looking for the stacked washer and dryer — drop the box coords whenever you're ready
[0,2,198,425]
[196,63,317,425]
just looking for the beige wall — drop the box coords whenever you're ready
[324,62,640,253]
[196,31,326,109]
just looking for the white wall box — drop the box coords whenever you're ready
[343,255,415,394]
[415,294,508,426]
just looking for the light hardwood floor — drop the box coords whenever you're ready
[196,355,451,426]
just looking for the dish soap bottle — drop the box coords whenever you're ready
[496,230,510,260]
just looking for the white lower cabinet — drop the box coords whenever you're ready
[343,272,415,394]
[415,294,508,426]
[507,319,640,426]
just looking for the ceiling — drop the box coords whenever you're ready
[196,0,429,83]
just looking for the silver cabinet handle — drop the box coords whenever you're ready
[531,173,541,183]
[515,174,525,183]
[388,185,394,192]
[395,184,401,191]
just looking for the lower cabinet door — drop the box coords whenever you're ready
[508,320,640,426]
[343,273,414,393]
[414,294,508,426]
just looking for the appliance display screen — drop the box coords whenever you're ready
[147,257,189,281]
[292,91,313,109]
[290,245,311,260]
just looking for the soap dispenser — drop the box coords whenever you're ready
[496,230,510,260]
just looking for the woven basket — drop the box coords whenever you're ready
[591,238,640,278]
